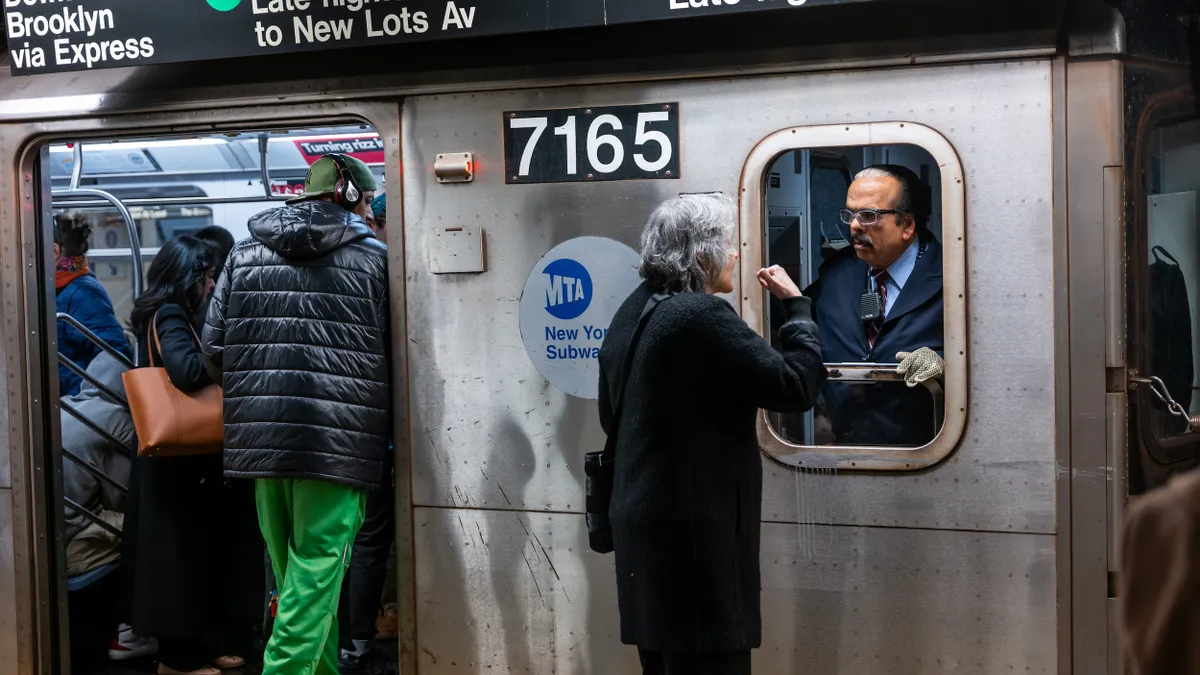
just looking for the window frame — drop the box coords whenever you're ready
[1131,101,1200,467]
[739,122,968,471]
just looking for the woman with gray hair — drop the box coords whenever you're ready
[598,193,826,674]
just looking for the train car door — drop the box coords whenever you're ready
[4,101,407,675]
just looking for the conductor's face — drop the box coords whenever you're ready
[844,175,917,271]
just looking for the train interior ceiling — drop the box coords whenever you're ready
[43,122,387,675]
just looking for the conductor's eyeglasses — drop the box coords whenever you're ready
[839,208,900,226]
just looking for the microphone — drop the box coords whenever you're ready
[860,291,883,323]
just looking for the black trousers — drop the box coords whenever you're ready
[638,648,752,675]
[337,480,395,651]
[158,637,210,672]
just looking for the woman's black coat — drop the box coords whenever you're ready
[598,284,825,653]
[127,303,263,646]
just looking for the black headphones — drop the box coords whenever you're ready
[323,153,364,211]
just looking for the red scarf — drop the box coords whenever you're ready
[55,256,90,291]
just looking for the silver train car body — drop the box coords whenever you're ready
[0,1,1189,673]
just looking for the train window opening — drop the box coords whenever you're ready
[764,144,945,449]
[1140,116,1200,461]
[34,121,388,674]
[742,124,967,470]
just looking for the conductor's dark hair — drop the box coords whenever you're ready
[855,164,931,232]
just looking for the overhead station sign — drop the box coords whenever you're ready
[5,0,846,76]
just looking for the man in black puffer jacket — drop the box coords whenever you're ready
[202,153,389,675]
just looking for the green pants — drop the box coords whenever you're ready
[256,479,366,675]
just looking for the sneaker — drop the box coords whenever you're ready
[108,627,159,661]
[338,648,397,675]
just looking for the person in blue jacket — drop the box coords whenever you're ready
[55,212,133,396]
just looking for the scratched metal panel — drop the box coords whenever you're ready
[403,60,1057,533]
[0,492,17,675]
[415,508,1057,673]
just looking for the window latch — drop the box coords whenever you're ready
[1130,372,1200,433]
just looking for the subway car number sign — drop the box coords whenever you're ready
[504,103,680,184]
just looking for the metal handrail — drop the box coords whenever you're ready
[53,194,289,208]
[51,188,143,297]
[56,314,134,369]
[62,447,128,496]
[258,133,274,199]
[64,497,123,539]
[61,401,136,458]
[54,141,144,297]
[818,362,946,435]
[77,248,159,261]
[69,143,83,192]
[58,354,129,409]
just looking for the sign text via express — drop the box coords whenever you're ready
[504,103,681,184]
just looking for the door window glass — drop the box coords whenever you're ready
[1144,118,1200,448]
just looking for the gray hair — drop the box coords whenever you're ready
[639,193,737,293]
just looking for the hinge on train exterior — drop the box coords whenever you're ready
[1128,369,1200,433]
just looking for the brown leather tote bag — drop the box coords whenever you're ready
[122,310,224,458]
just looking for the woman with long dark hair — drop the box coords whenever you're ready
[125,236,262,675]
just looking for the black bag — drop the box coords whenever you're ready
[1149,245,1195,434]
[586,293,671,554]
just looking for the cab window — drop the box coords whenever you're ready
[743,124,967,470]
[1139,116,1200,469]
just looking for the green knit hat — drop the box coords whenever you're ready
[287,154,379,205]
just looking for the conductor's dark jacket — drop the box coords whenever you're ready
[803,234,944,446]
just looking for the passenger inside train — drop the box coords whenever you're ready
[202,151,391,675]
[55,212,134,397]
[336,187,399,675]
[765,145,946,448]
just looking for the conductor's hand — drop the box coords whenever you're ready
[895,347,945,387]
[757,266,802,300]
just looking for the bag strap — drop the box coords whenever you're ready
[147,307,203,370]
[1153,245,1180,266]
[606,292,672,448]
[148,309,162,369]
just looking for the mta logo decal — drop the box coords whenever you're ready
[542,258,592,320]
[206,0,242,11]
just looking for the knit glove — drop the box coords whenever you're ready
[895,347,944,388]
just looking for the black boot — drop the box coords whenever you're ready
[338,648,397,675]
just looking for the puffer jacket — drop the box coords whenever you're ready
[57,274,133,397]
[202,200,390,489]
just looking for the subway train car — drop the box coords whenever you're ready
[0,0,1193,673]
